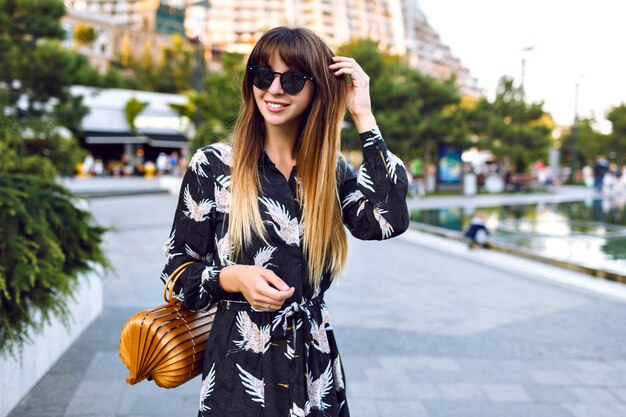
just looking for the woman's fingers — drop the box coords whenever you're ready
[257,280,294,302]
[237,266,295,312]
[263,269,291,291]
[249,294,283,311]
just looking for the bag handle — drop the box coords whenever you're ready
[163,261,195,303]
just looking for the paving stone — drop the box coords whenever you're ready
[376,400,429,417]
[347,399,379,417]
[479,384,531,402]
[570,360,614,373]
[423,401,574,417]
[569,387,621,404]
[563,403,626,417]
[530,370,579,385]
[571,371,621,386]
[608,387,626,403]
[436,383,486,401]
[522,384,580,403]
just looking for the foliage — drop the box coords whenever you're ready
[336,39,464,174]
[73,24,96,47]
[558,117,608,168]
[0,113,109,356]
[557,103,626,168]
[605,103,626,165]
[124,98,149,135]
[111,33,196,93]
[0,174,109,357]
[188,52,245,153]
[0,1,109,356]
[465,76,553,172]
[0,114,58,181]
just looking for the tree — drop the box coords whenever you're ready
[0,0,98,172]
[0,106,109,356]
[466,76,553,172]
[336,39,465,183]
[606,103,626,165]
[73,24,96,47]
[189,51,245,152]
[125,98,149,135]
[558,117,608,169]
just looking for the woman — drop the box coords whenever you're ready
[161,26,409,417]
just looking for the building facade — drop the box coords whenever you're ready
[62,0,186,71]
[62,0,481,96]
[191,0,480,97]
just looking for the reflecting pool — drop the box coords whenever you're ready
[410,198,626,275]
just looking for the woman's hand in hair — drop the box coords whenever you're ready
[219,265,295,311]
[329,56,377,132]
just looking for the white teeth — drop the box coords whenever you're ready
[267,102,285,109]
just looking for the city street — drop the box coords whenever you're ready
[9,191,626,417]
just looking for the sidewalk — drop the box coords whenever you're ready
[9,191,626,417]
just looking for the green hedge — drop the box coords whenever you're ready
[0,175,109,356]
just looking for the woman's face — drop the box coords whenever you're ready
[253,51,315,130]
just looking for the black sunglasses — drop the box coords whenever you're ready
[248,65,314,95]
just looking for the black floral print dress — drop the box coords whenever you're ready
[160,127,409,417]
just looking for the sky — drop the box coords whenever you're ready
[418,0,626,133]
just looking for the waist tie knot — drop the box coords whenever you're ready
[270,297,322,348]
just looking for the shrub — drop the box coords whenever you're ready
[0,116,109,357]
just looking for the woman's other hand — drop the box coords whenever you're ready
[329,55,376,132]
[219,265,295,311]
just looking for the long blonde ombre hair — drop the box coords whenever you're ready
[229,26,348,288]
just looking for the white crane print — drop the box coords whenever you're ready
[189,148,210,178]
[216,232,234,265]
[209,143,233,167]
[290,402,307,417]
[258,197,300,246]
[183,184,215,222]
[333,356,345,391]
[361,126,382,148]
[307,362,333,412]
[199,363,216,412]
[162,229,181,264]
[357,165,375,193]
[254,246,276,268]
[341,190,366,217]
[214,174,231,213]
[372,206,394,239]
[309,316,331,354]
[385,150,405,184]
[198,266,220,298]
[234,311,271,354]
[236,364,265,407]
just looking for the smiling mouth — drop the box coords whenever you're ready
[266,101,289,109]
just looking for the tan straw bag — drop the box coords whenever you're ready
[119,261,217,388]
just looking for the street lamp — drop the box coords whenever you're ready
[570,75,584,179]
[520,45,535,102]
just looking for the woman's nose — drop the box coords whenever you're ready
[267,74,284,95]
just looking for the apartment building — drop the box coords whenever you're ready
[63,0,480,97]
[196,0,478,96]
[62,0,185,71]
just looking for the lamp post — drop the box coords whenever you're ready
[520,45,535,102]
[570,78,581,179]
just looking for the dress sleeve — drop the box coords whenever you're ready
[338,126,409,240]
[159,152,228,312]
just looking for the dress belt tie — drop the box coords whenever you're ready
[218,296,324,414]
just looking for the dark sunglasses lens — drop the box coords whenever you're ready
[281,72,306,94]
[252,67,274,89]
